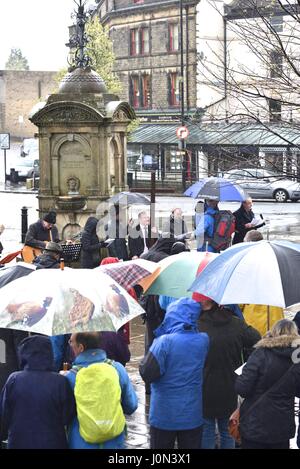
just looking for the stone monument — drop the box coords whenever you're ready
[29,0,135,240]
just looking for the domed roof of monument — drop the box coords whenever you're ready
[59,67,107,94]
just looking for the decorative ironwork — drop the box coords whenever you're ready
[66,0,92,70]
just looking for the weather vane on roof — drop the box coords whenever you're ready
[66,0,93,70]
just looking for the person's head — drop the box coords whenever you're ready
[244,230,263,242]
[42,211,56,230]
[69,332,102,357]
[0,224,5,235]
[242,197,253,212]
[206,199,219,210]
[171,208,182,219]
[138,211,150,226]
[195,201,204,214]
[171,241,189,255]
[43,241,63,259]
[269,319,299,338]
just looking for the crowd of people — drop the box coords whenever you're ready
[0,199,300,451]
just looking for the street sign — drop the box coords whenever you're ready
[0,133,10,150]
[176,126,189,140]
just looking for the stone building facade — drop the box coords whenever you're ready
[95,0,199,122]
[0,70,57,139]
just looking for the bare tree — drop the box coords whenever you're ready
[196,0,300,179]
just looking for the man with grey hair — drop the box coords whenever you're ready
[128,211,151,259]
[244,230,263,242]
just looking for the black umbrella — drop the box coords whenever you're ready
[109,191,150,206]
[0,263,36,289]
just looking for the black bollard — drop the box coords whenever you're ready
[21,207,28,243]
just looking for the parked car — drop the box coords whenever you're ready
[20,138,39,157]
[7,158,39,180]
[222,168,300,202]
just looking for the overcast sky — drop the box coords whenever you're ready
[0,0,95,71]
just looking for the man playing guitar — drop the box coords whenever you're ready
[23,211,60,263]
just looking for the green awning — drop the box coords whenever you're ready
[130,122,300,147]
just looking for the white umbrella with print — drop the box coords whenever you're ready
[0,268,145,335]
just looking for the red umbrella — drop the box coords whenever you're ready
[0,250,22,264]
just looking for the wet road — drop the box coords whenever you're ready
[1,188,300,448]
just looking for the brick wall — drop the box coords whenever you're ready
[105,5,198,113]
[0,70,57,138]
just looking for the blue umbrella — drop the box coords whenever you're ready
[188,240,300,308]
[184,177,247,201]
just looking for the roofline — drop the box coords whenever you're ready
[225,2,300,20]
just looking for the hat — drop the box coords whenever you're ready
[44,241,63,254]
[43,211,56,224]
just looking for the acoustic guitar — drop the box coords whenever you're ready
[21,231,82,264]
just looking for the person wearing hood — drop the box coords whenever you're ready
[0,335,76,449]
[236,319,300,449]
[140,236,175,263]
[139,298,209,449]
[193,199,219,252]
[198,298,260,449]
[80,216,106,268]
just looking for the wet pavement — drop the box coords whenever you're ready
[1,188,300,449]
[125,318,150,449]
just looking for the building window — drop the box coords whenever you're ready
[169,23,179,52]
[130,29,140,56]
[168,73,180,107]
[130,75,140,109]
[130,27,149,56]
[141,27,149,55]
[129,74,151,109]
[269,99,282,122]
[270,16,283,33]
[270,50,283,78]
[141,75,150,108]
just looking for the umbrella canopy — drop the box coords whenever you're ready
[0,268,145,335]
[97,258,157,291]
[0,262,36,288]
[109,191,150,206]
[189,240,300,308]
[139,251,218,298]
[184,177,247,201]
[0,250,22,264]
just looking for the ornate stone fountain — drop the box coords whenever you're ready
[29,0,135,240]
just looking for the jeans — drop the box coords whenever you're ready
[202,418,235,449]
[150,425,203,449]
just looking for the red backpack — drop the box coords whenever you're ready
[207,210,236,252]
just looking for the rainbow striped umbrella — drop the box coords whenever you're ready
[139,251,218,298]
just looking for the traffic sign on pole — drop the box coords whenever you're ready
[176,126,189,140]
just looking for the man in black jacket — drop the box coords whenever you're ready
[232,198,264,245]
[128,211,151,259]
[198,298,260,449]
[24,211,59,250]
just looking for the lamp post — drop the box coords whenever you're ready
[179,0,187,191]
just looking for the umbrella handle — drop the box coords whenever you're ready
[205,241,208,252]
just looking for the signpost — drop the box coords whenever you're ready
[176,126,189,191]
[0,133,10,186]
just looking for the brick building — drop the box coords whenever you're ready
[94,0,201,188]
[0,70,57,139]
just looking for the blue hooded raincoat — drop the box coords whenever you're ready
[139,298,209,430]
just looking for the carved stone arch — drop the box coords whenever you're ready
[109,135,123,191]
[112,102,136,121]
[30,101,104,125]
[52,134,92,196]
[52,134,91,159]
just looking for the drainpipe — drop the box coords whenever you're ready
[185,4,190,112]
